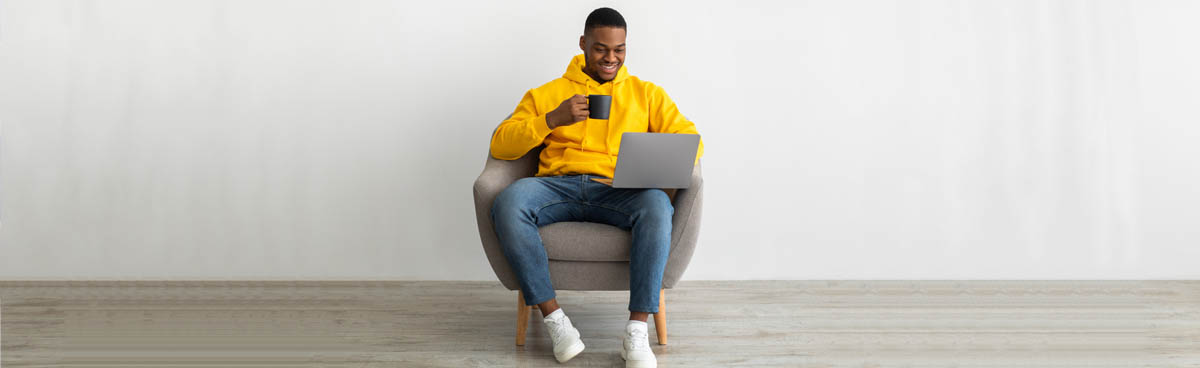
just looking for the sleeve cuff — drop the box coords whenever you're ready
[529,114,553,138]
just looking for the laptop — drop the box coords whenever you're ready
[591,132,701,189]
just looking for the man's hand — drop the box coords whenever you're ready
[546,94,588,129]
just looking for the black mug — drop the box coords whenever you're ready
[588,95,612,120]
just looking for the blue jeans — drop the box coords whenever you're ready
[491,174,673,313]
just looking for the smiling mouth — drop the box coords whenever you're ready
[599,63,618,73]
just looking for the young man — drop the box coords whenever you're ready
[489,7,703,368]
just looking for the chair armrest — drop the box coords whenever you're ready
[473,147,542,290]
[663,160,703,288]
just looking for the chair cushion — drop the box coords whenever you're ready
[539,222,631,262]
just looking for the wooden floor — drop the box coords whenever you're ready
[1,281,1198,367]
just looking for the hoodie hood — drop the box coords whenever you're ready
[562,54,629,85]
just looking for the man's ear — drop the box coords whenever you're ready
[579,35,586,52]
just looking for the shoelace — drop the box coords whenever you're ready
[547,317,571,341]
[628,328,650,350]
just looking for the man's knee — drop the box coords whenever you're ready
[492,177,543,221]
[635,190,674,221]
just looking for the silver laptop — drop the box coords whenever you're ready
[597,132,700,189]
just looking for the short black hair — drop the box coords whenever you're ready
[584,7,626,34]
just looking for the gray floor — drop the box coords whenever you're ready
[1,280,1198,367]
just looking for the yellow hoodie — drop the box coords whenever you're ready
[490,54,704,178]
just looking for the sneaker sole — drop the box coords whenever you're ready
[555,340,585,363]
[620,349,656,368]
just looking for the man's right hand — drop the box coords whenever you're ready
[546,94,589,129]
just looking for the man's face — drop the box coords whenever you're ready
[579,26,626,83]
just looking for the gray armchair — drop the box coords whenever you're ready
[473,136,704,346]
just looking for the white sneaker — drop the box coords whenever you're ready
[621,321,657,368]
[544,310,585,363]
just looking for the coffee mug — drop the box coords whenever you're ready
[588,95,612,120]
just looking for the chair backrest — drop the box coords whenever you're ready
[477,114,704,290]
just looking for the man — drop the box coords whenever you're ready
[489,7,703,368]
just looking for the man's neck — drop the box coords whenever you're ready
[585,69,611,85]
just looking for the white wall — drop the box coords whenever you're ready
[2,0,1198,280]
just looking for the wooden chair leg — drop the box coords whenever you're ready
[654,288,668,345]
[516,291,530,346]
